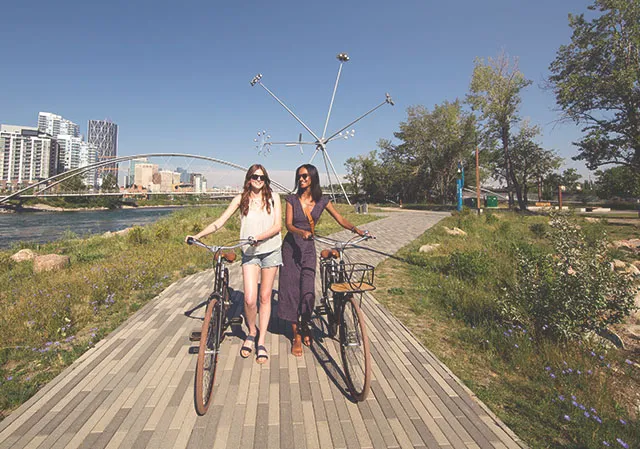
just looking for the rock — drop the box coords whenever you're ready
[613,259,626,270]
[443,226,467,236]
[626,264,640,277]
[11,249,37,262]
[33,254,70,273]
[419,244,441,253]
[584,217,601,223]
[115,227,132,236]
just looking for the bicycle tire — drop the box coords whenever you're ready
[340,294,371,401]
[195,296,223,415]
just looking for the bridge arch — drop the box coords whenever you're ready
[0,153,293,204]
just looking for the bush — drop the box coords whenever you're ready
[500,213,637,339]
[529,223,547,239]
[446,250,490,281]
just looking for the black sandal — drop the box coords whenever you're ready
[256,345,269,364]
[240,334,256,358]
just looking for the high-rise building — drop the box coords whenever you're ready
[38,112,80,138]
[87,119,118,187]
[134,162,157,189]
[0,125,61,188]
[127,158,148,187]
[56,135,98,186]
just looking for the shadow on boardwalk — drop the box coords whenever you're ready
[0,209,528,449]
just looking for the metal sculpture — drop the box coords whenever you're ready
[251,52,394,204]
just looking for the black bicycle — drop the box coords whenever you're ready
[314,233,375,401]
[186,236,253,415]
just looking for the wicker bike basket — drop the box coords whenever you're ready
[329,263,376,294]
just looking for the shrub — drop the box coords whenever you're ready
[127,226,148,245]
[500,213,637,340]
[529,222,547,239]
[446,250,490,281]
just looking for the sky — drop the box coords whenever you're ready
[0,0,596,188]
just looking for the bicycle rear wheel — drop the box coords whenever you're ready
[339,294,371,401]
[195,296,223,415]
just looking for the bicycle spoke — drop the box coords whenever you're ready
[340,295,371,401]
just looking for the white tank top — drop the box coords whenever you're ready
[240,192,282,255]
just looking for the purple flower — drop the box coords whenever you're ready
[563,415,570,421]
[590,351,596,357]
[6,376,13,381]
[619,419,626,425]
[558,395,565,401]
[616,438,628,449]
[624,359,632,365]
[550,373,556,379]
[572,400,578,407]
[593,416,602,424]
[587,369,593,375]
[545,366,551,371]
[584,411,590,418]
[603,442,610,447]
[514,344,519,348]
[598,354,604,360]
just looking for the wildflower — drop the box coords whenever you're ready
[558,395,565,401]
[593,416,602,424]
[6,376,13,381]
[550,373,556,379]
[563,361,568,366]
[563,415,570,421]
[587,369,593,375]
[572,400,578,407]
[599,355,604,360]
[584,411,590,418]
[624,359,632,365]
[545,366,551,371]
[571,395,576,400]
[619,419,626,425]
[590,351,596,357]
[603,441,610,446]
[514,344,519,348]
[577,370,582,375]
[616,438,628,449]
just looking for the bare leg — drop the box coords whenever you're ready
[257,266,278,349]
[241,264,260,357]
[291,322,303,357]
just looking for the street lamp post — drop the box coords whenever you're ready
[457,162,464,212]
[558,185,566,209]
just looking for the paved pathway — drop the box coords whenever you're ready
[0,209,527,449]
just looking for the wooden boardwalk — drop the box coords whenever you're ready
[0,210,527,449]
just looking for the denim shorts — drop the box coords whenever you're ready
[241,249,283,268]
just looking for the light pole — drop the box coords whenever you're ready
[457,161,464,212]
[558,185,566,209]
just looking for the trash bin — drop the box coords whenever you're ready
[464,198,477,208]
[485,195,498,208]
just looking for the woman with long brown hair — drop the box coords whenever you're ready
[186,164,281,364]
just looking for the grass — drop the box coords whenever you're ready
[374,209,639,449]
[0,202,375,420]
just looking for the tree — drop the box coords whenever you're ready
[101,173,119,192]
[379,101,477,204]
[548,0,640,172]
[508,121,562,205]
[58,174,87,193]
[594,165,640,198]
[467,51,533,210]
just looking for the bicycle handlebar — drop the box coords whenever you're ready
[314,232,374,250]
[186,237,257,254]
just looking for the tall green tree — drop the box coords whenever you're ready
[549,0,640,172]
[380,101,477,204]
[594,166,640,198]
[508,121,562,205]
[467,51,533,210]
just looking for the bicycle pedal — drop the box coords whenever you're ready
[229,317,243,326]
[189,331,201,342]
[315,305,328,315]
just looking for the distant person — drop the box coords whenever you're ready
[278,164,367,357]
[186,164,281,364]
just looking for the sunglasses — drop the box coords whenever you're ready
[251,174,266,181]
[297,173,309,180]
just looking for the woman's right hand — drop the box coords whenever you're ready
[185,235,199,244]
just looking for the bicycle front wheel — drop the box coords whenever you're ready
[195,296,223,415]
[339,294,371,401]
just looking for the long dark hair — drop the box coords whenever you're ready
[295,164,322,202]
[240,164,273,216]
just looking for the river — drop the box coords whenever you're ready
[0,206,217,249]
